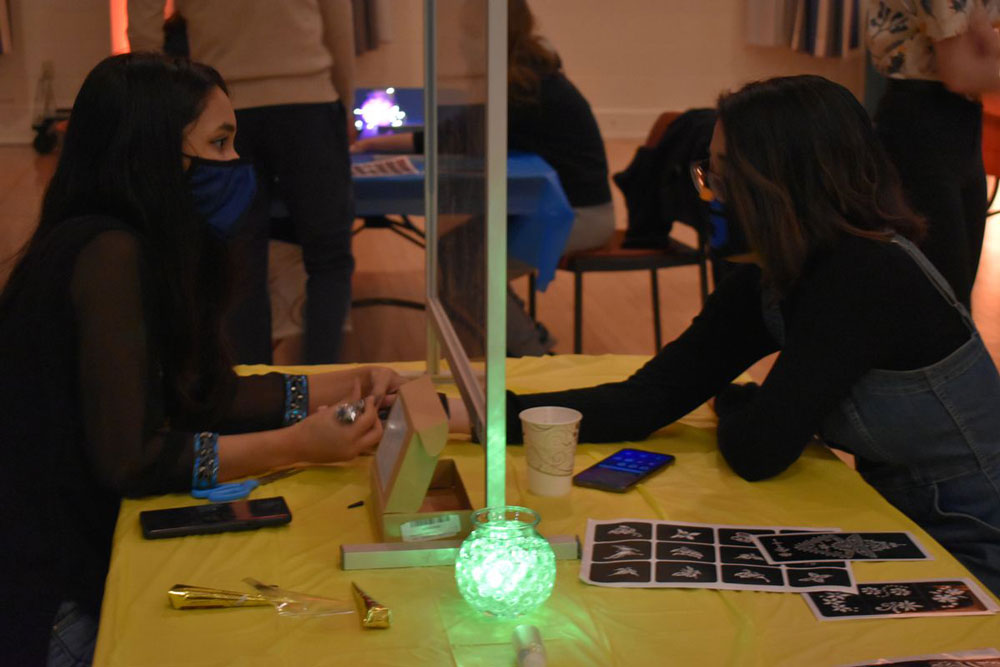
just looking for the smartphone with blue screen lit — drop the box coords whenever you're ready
[572,448,675,493]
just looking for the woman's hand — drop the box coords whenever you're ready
[291,396,384,463]
[307,367,405,412]
[359,366,406,408]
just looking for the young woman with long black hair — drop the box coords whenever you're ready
[466,75,1000,595]
[0,53,402,666]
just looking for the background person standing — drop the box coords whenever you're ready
[129,0,357,363]
[867,0,1000,310]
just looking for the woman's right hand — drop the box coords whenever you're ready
[292,395,384,463]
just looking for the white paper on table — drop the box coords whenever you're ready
[351,155,419,178]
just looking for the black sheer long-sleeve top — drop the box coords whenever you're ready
[0,216,293,664]
[507,235,970,480]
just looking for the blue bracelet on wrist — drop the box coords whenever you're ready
[192,431,219,490]
[283,374,309,426]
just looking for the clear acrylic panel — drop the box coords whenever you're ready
[424,0,507,505]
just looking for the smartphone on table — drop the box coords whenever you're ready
[572,448,675,493]
[139,496,292,539]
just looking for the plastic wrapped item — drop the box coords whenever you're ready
[168,584,272,610]
[242,578,354,617]
[512,625,547,667]
[168,581,354,617]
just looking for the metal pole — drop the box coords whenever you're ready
[484,0,508,509]
[424,0,440,376]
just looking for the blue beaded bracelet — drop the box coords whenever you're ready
[192,432,219,490]
[283,374,309,426]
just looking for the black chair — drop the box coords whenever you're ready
[527,111,710,353]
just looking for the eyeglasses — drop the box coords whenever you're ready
[690,158,725,203]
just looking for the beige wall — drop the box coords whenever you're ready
[0,0,111,144]
[0,0,865,144]
[357,0,866,139]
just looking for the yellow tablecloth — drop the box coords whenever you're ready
[94,355,1000,667]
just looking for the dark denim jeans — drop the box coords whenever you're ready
[228,101,355,364]
[48,601,97,667]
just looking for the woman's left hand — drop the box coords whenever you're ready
[360,366,406,408]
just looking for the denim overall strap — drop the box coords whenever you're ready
[890,235,976,332]
[821,236,1000,596]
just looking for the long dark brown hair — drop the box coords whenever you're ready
[508,0,561,105]
[717,75,924,293]
[0,53,236,421]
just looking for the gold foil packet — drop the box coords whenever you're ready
[168,584,272,610]
[352,582,391,629]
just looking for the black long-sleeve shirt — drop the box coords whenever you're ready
[0,216,289,665]
[414,71,612,207]
[508,235,970,480]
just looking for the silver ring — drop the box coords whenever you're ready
[335,398,366,424]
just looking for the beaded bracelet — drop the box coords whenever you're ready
[283,374,309,426]
[192,431,219,490]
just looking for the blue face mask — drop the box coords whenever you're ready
[185,156,257,237]
[707,198,749,258]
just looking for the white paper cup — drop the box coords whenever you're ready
[519,406,582,497]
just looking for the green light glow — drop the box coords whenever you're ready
[454,507,556,618]
[484,0,508,510]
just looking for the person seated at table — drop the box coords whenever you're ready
[352,0,614,356]
[0,53,404,667]
[452,75,1000,595]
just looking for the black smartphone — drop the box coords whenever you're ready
[572,448,675,493]
[139,496,292,539]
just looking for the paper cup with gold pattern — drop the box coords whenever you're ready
[519,407,582,496]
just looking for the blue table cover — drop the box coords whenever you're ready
[352,151,574,290]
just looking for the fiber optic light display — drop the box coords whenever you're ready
[454,506,556,618]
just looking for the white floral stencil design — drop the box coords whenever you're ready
[609,567,641,578]
[607,525,643,538]
[873,600,923,614]
[929,584,969,609]
[734,552,765,562]
[733,569,770,582]
[792,533,905,559]
[818,592,858,613]
[670,546,705,560]
[860,584,913,598]
[797,572,833,584]
[672,566,703,579]
[730,532,757,544]
[605,544,644,560]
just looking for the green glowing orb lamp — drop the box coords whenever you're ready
[454,506,556,618]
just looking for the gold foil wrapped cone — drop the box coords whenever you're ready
[352,582,390,628]
[168,584,273,610]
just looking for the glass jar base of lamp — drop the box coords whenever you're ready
[454,506,557,618]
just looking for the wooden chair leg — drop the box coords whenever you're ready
[650,269,662,351]
[573,270,583,354]
[528,272,537,320]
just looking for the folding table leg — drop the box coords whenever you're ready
[650,269,662,351]
[573,270,583,354]
[528,272,537,320]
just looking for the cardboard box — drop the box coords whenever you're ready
[368,375,473,543]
